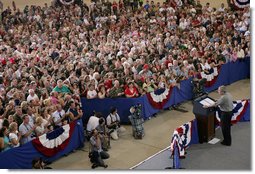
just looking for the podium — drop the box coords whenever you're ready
[193,95,216,143]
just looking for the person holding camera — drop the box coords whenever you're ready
[90,129,109,169]
[128,104,145,139]
[19,114,36,145]
[96,117,110,151]
[86,112,101,139]
[106,107,126,140]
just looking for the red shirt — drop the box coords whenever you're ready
[112,2,118,9]
[124,87,139,98]
[104,80,113,90]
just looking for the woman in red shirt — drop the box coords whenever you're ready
[124,82,139,98]
[112,1,118,15]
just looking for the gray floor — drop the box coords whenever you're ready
[132,121,250,170]
[179,122,251,170]
[131,147,172,170]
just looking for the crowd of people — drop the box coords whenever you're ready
[0,0,250,159]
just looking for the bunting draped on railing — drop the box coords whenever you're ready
[170,121,192,157]
[232,0,250,8]
[32,121,76,157]
[216,100,249,124]
[201,67,220,87]
[60,0,74,5]
[82,57,250,123]
[146,87,173,109]
[0,119,84,169]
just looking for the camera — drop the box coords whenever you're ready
[131,104,142,118]
[134,104,142,112]
[31,133,37,139]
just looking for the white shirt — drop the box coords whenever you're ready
[86,116,99,132]
[237,49,245,58]
[9,132,20,147]
[19,123,34,145]
[218,7,225,12]
[28,114,35,126]
[107,113,120,126]
[52,110,65,126]
[0,119,3,129]
[87,90,97,99]
[201,62,211,71]
[27,94,39,102]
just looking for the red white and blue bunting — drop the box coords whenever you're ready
[146,88,173,109]
[60,0,74,5]
[201,67,220,87]
[32,121,76,157]
[216,100,249,124]
[232,0,250,8]
[170,121,192,157]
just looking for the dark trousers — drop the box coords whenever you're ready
[98,151,110,167]
[92,151,110,167]
[221,111,233,145]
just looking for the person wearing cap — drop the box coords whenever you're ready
[204,85,233,146]
[138,64,152,78]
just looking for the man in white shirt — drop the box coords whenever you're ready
[218,3,225,12]
[86,112,101,137]
[27,106,36,125]
[19,115,36,145]
[51,104,66,129]
[106,107,126,140]
[87,84,97,99]
[237,45,245,61]
[27,89,39,103]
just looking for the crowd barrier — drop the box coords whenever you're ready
[0,58,249,169]
[0,119,84,169]
[81,57,250,123]
[170,99,250,169]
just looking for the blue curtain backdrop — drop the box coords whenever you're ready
[0,119,84,169]
[81,58,250,123]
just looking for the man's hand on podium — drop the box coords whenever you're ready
[203,105,209,108]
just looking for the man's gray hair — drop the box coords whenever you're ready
[220,85,227,93]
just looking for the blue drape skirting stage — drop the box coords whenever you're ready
[0,119,84,169]
[81,57,250,123]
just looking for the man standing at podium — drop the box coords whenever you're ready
[204,85,233,146]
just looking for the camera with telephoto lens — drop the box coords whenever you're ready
[133,104,142,118]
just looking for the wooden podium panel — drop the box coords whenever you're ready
[195,113,215,143]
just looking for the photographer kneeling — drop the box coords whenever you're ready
[90,129,109,169]
[106,107,126,140]
[96,117,111,151]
